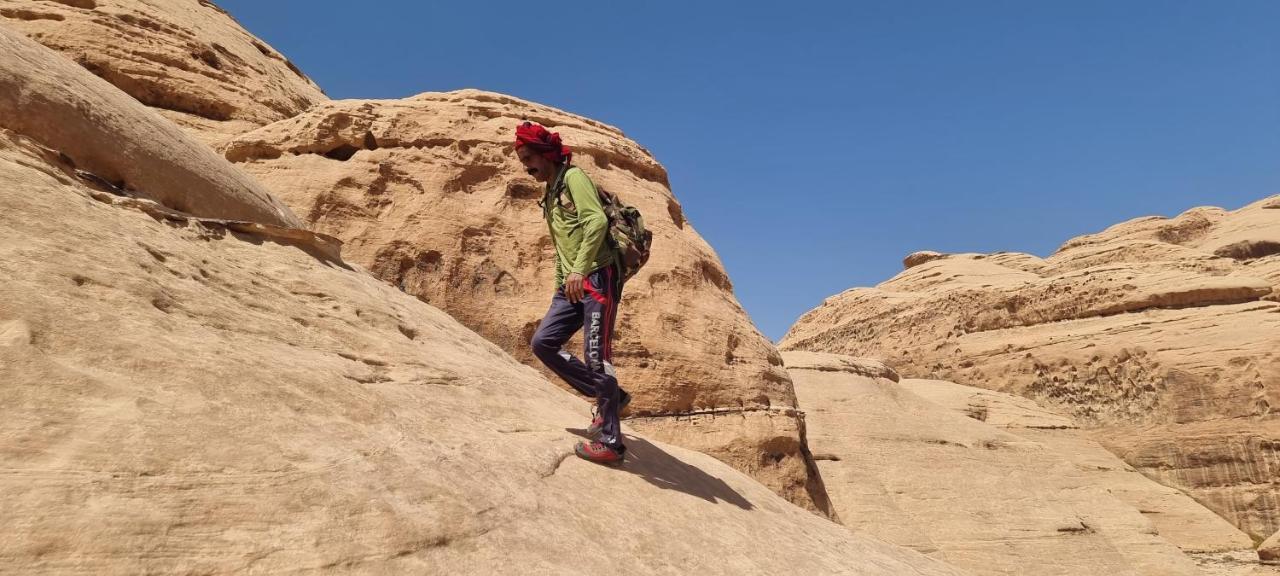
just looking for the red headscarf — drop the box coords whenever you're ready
[514,121,572,164]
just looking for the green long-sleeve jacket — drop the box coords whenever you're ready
[543,165,617,288]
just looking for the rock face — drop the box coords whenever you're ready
[784,351,1256,576]
[0,0,828,515]
[0,24,299,227]
[0,0,327,142]
[782,199,1280,542]
[218,92,830,514]
[0,36,960,576]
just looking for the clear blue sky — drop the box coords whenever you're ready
[219,0,1280,341]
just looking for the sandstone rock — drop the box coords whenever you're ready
[0,23,299,227]
[1260,531,1280,563]
[899,377,1254,554]
[781,197,1280,541]
[0,0,327,142]
[904,250,947,269]
[0,102,961,576]
[217,91,831,514]
[784,351,1218,576]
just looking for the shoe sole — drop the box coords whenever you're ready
[575,445,624,466]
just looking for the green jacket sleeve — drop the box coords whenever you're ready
[565,169,609,275]
[554,249,565,288]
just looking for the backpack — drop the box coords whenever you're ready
[551,166,653,283]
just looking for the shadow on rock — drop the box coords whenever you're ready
[565,428,754,510]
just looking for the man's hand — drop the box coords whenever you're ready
[563,272,585,303]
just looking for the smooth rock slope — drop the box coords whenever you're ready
[0,29,958,576]
[0,0,327,142]
[218,91,830,514]
[784,351,1237,576]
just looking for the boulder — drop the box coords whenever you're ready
[0,0,327,142]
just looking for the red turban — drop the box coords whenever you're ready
[514,121,571,163]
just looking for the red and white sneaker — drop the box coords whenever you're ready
[575,441,625,465]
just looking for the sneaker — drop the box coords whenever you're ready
[575,440,625,464]
[587,389,632,437]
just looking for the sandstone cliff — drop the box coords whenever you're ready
[0,0,830,516]
[0,0,327,142]
[0,22,959,576]
[783,351,1261,576]
[782,198,1280,547]
[217,91,830,514]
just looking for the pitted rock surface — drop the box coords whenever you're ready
[782,198,1280,542]
[0,37,959,575]
[219,90,830,514]
[785,351,1258,576]
[0,0,327,143]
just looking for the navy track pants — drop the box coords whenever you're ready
[530,264,624,448]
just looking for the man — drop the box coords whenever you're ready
[516,121,631,464]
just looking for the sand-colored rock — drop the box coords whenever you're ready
[782,197,1280,542]
[1261,531,1280,563]
[0,0,326,142]
[898,377,1254,555]
[217,91,830,514]
[0,88,962,576]
[0,23,299,227]
[784,351,1241,576]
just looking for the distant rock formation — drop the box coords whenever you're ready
[783,198,1280,546]
[785,351,1263,575]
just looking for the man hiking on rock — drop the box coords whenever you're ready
[516,121,630,464]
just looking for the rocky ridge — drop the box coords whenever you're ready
[0,0,327,142]
[782,198,1280,544]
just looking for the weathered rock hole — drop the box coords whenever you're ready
[667,198,685,228]
[0,8,65,21]
[47,0,95,9]
[506,180,541,200]
[194,48,222,70]
[284,59,306,79]
[252,41,274,57]
[444,165,501,194]
[323,144,360,161]
[1214,240,1280,261]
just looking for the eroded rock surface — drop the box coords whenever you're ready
[785,351,1254,576]
[217,91,830,514]
[0,0,327,142]
[0,57,959,576]
[782,198,1280,542]
[0,23,299,227]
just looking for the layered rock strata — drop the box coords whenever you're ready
[0,32,957,576]
[782,198,1280,542]
[1,1,830,514]
[218,92,830,514]
[785,351,1255,576]
[0,0,327,142]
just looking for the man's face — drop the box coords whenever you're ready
[516,147,556,182]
